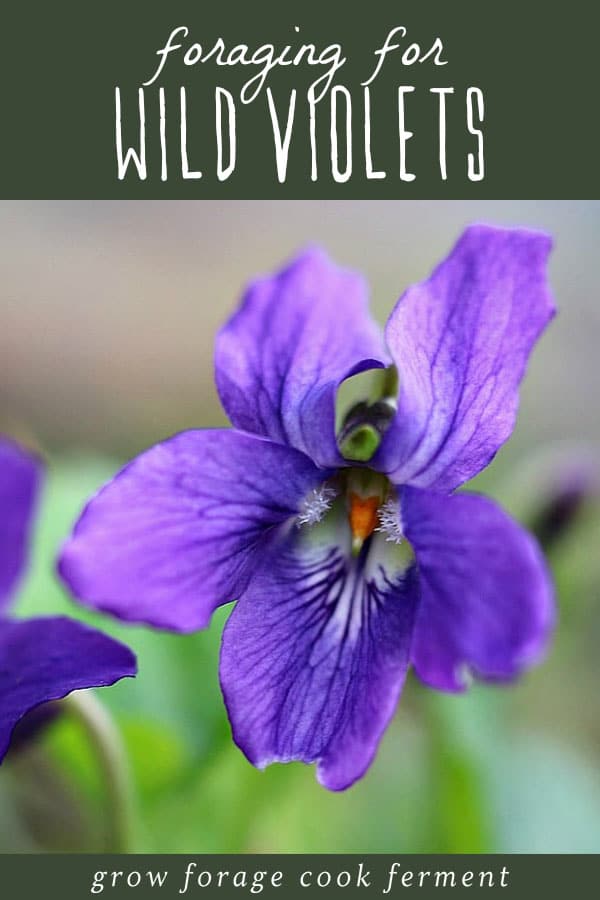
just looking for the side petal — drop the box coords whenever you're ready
[58,430,329,633]
[0,438,42,611]
[375,226,555,491]
[215,247,388,468]
[0,616,136,762]
[403,486,555,691]
[220,541,418,791]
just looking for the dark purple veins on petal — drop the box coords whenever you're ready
[220,539,418,791]
[58,429,331,632]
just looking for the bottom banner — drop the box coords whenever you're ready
[1,854,597,898]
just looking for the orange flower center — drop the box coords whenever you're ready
[348,492,382,546]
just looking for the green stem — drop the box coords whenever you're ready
[65,691,134,852]
[422,691,494,852]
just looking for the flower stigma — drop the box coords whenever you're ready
[348,493,381,552]
[345,468,390,556]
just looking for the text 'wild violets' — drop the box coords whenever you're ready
[0,438,136,763]
[59,225,556,790]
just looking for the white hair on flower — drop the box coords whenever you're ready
[376,494,404,544]
[297,484,337,527]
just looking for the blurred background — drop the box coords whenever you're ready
[0,200,599,852]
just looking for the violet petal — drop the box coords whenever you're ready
[0,616,136,763]
[403,485,555,691]
[215,247,388,468]
[375,226,555,492]
[220,540,418,790]
[0,438,42,612]
[59,429,330,632]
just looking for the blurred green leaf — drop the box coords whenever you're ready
[121,718,190,799]
[419,685,499,852]
[144,710,433,852]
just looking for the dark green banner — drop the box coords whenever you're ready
[1,0,598,197]
[1,854,598,897]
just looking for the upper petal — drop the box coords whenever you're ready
[0,438,42,612]
[375,226,555,491]
[58,429,329,633]
[403,486,555,691]
[220,537,418,791]
[215,247,388,468]
[0,616,136,762]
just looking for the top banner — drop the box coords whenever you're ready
[2,0,597,198]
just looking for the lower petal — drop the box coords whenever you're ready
[220,539,418,791]
[403,486,555,691]
[0,616,136,762]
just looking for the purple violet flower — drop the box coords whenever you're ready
[58,225,556,790]
[0,437,136,763]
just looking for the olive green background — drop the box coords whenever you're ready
[1,0,597,197]
[1,854,598,897]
